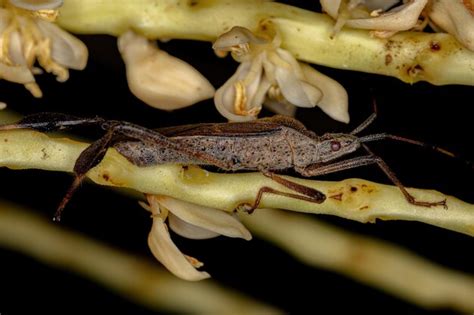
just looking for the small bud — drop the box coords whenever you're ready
[118,30,215,111]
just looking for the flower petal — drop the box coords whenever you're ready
[0,29,35,84]
[301,64,349,123]
[274,65,322,108]
[9,0,63,10]
[320,0,343,18]
[270,48,322,108]
[214,58,264,121]
[155,195,252,241]
[148,216,210,281]
[346,0,428,31]
[212,26,268,62]
[168,213,220,240]
[118,30,215,110]
[263,98,297,116]
[35,19,88,70]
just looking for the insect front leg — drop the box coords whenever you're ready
[237,170,326,214]
[54,120,235,220]
[54,126,119,221]
[297,153,447,209]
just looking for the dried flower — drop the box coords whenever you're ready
[213,25,349,123]
[118,30,215,111]
[140,194,251,281]
[0,0,87,97]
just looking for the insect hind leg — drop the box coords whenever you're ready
[237,171,326,213]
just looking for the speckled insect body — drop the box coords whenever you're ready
[0,112,450,221]
[115,128,333,171]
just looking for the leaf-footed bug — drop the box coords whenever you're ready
[0,109,460,221]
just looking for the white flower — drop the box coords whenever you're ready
[118,30,215,111]
[213,25,349,123]
[0,0,87,97]
[321,0,474,51]
[320,0,429,38]
[140,194,251,281]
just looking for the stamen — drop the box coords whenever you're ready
[233,80,248,115]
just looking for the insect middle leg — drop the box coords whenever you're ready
[297,151,447,208]
[238,170,326,213]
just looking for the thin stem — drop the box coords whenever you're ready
[1,129,473,236]
[56,0,474,85]
[241,209,474,313]
[0,201,278,314]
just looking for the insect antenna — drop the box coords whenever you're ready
[359,133,472,169]
[351,98,470,167]
[350,112,377,135]
[350,96,379,135]
[0,112,105,132]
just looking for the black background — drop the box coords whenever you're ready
[0,1,473,314]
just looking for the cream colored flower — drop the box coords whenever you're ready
[427,0,474,51]
[0,0,87,97]
[321,0,429,38]
[321,0,474,51]
[140,194,251,281]
[118,30,215,111]
[213,25,349,123]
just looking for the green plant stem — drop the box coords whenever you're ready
[242,209,474,313]
[1,129,473,236]
[0,201,279,314]
[57,0,474,85]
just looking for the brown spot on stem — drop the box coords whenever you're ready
[189,0,198,6]
[41,148,49,160]
[406,64,423,77]
[350,186,358,193]
[3,138,7,142]
[385,54,392,65]
[430,41,441,51]
[100,172,124,186]
[329,192,343,201]
[359,205,369,211]
[360,184,375,193]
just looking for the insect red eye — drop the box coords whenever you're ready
[330,141,341,151]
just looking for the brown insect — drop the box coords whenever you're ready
[0,110,453,221]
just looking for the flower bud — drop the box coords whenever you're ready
[118,30,215,111]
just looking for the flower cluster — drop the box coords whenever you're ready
[140,194,251,281]
[321,0,474,51]
[213,24,349,123]
[0,0,87,97]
